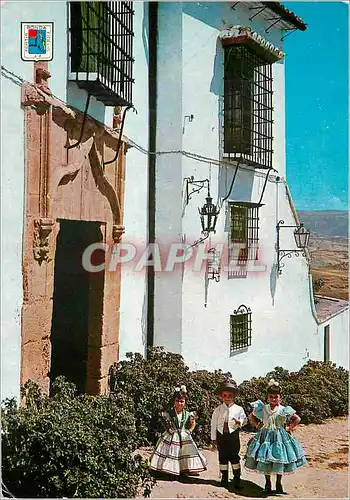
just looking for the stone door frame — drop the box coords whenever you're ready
[20,63,127,395]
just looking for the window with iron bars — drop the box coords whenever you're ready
[230,305,252,354]
[228,202,261,272]
[224,45,273,169]
[69,1,134,107]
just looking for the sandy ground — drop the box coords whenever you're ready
[311,267,348,301]
[140,417,348,499]
[308,236,348,301]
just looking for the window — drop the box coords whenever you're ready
[228,202,260,267]
[230,305,252,354]
[224,45,273,168]
[69,1,134,107]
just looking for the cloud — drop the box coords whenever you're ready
[327,195,348,210]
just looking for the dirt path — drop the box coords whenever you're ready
[142,417,348,499]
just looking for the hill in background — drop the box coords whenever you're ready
[298,210,348,239]
[297,210,348,300]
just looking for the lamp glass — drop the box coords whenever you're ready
[294,225,310,249]
[199,196,219,233]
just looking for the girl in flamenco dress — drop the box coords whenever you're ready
[245,379,307,495]
[149,385,207,477]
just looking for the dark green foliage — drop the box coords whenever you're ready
[235,361,349,424]
[2,353,348,498]
[112,348,349,446]
[1,377,152,498]
[113,348,231,447]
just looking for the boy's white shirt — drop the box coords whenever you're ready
[211,403,247,440]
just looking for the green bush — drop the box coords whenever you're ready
[111,349,348,447]
[1,377,152,498]
[2,354,348,498]
[235,361,349,424]
[112,348,232,448]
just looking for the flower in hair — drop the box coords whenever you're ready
[175,386,180,392]
[267,378,280,387]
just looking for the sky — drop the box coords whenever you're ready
[284,0,348,211]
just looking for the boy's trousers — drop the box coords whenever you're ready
[217,429,241,470]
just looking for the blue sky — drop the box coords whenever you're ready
[284,1,348,211]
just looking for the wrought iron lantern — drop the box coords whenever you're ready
[198,192,220,234]
[183,177,220,249]
[276,220,310,275]
[293,223,310,249]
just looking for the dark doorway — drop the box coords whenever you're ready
[50,220,105,393]
[324,325,330,362]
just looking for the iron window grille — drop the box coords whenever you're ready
[224,45,273,169]
[69,1,134,107]
[230,305,252,354]
[228,202,261,275]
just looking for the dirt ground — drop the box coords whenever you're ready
[311,267,348,301]
[308,236,348,301]
[141,417,348,499]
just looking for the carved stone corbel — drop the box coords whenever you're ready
[112,224,125,244]
[21,83,50,111]
[35,62,52,95]
[33,218,55,264]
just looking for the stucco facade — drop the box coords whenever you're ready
[315,296,349,369]
[1,1,348,401]
[1,1,135,399]
[148,2,325,381]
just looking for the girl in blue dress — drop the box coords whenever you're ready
[244,379,306,495]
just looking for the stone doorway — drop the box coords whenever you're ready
[50,219,105,393]
[21,73,127,395]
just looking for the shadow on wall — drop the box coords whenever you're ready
[182,1,224,31]
[67,82,106,124]
[270,262,278,305]
[142,278,148,356]
[220,169,255,229]
[210,38,223,97]
[142,1,149,66]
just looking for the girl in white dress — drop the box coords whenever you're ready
[149,385,207,476]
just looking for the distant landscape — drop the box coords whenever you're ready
[298,210,348,300]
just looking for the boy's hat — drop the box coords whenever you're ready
[215,379,238,394]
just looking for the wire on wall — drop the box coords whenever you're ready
[2,64,282,184]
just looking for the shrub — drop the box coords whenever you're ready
[235,361,349,424]
[111,348,232,448]
[2,355,348,498]
[111,350,348,447]
[1,377,152,498]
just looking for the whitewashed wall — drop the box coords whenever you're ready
[1,1,68,101]
[0,1,122,400]
[0,79,24,402]
[118,1,150,358]
[318,309,349,370]
[0,1,70,401]
[153,2,184,351]
[153,2,323,381]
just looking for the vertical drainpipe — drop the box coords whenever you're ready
[147,2,158,351]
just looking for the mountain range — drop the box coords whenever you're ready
[297,210,348,240]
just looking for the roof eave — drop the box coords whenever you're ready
[261,1,307,31]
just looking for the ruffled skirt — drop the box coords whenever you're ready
[149,429,207,476]
[245,428,307,475]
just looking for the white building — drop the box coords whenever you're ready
[1,1,348,401]
[122,1,348,380]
